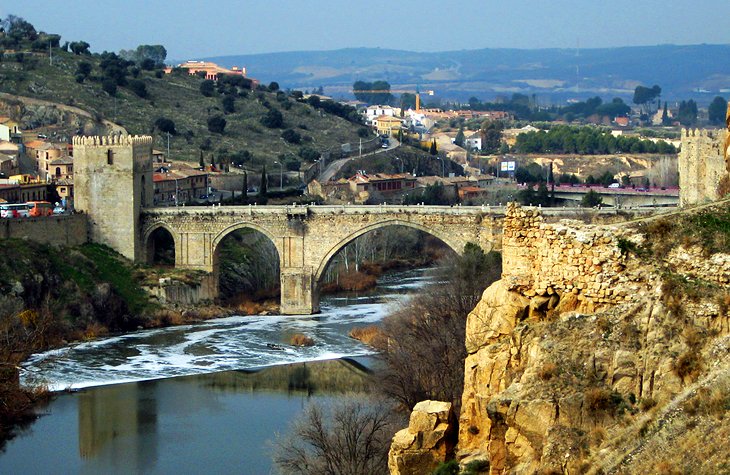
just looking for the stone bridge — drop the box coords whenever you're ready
[141,204,505,314]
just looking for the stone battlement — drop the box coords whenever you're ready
[681,128,723,139]
[73,135,153,147]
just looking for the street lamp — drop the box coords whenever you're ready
[394,157,404,174]
[273,160,283,189]
[436,157,444,177]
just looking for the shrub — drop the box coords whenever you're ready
[101,78,117,96]
[290,333,315,346]
[261,108,284,128]
[207,115,226,134]
[584,387,621,416]
[200,79,215,97]
[128,79,148,98]
[537,362,557,381]
[281,128,301,144]
[349,326,384,346]
[673,350,702,380]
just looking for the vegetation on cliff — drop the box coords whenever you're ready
[0,239,212,446]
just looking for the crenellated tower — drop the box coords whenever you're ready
[678,128,728,206]
[73,135,153,261]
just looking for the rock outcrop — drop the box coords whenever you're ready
[390,203,730,474]
[388,400,456,475]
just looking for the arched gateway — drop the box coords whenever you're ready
[140,205,505,314]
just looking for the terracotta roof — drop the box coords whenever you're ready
[24,140,45,148]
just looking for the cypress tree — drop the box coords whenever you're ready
[260,165,268,196]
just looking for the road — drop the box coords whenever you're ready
[318,137,400,182]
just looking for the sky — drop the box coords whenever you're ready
[5,0,730,60]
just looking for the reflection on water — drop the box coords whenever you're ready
[1,359,372,475]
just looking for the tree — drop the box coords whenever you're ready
[101,78,117,96]
[199,150,205,169]
[454,127,465,147]
[69,41,90,55]
[260,165,268,196]
[75,61,92,79]
[154,117,177,135]
[281,129,301,144]
[661,102,672,126]
[200,80,215,97]
[273,399,396,475]
[261,108,284,128]
[633,85,661,114]
[128,79,148,98]
[708,96,727,125]
[581,189,603,208]
[429,139,437,155]
[207,115,227,134]
[352,80,393,104]
[376,244,502,413]
[242,171,248,198]
[210,153,216,169]
[268,81,279,92]
[3,15,38,41]
[480,120,504,154]
[221,94,235,113]
[677,100,698,126]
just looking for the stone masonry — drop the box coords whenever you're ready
[501,203,629,307]
[73,135,153,261]
[141,205,504,314]
[679,128,729,206]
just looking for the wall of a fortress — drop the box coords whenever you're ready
[679,128,728,205]
[0,214,88,247]
[73,135,153,261]
[501,204,628,306]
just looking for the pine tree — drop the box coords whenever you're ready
[242,171,248,198]
[661,102,671,126]
[210,153,216,169]
[199,150,205,169]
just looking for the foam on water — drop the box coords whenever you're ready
[21,268,432,391]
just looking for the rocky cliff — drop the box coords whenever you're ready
[390,203,730,474]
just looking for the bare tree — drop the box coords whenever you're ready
[273,398,400,475]
[375,244,501,415]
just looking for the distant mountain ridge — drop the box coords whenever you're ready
[201,44,730,104]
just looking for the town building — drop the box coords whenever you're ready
[365,105,399,124]
[372,115,403,136]
[165,60,259,87]
[347,172,416,202]
[153,169,210,205]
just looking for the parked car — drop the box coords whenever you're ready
[53,206,65,215]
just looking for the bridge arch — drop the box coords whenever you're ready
[143,222,179,266]
[210,222,282,266]
[314,219,464,283]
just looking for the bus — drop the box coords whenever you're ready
[0,203,30,218]
[27,201,53,217]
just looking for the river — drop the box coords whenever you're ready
[0,268,431,475]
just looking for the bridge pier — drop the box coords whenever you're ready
[280,267,319,315]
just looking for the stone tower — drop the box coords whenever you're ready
[678,128,728,206]
[73,135,153,261]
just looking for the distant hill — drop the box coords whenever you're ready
[203,44,730,105]
[0,36,364,169]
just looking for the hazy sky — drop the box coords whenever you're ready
[5,1,730,59]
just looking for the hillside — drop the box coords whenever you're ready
[0,29,365,169]
[204,44,730,104]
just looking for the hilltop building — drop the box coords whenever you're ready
[165,60,259,87]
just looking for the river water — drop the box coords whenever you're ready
[0,269,430,475]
